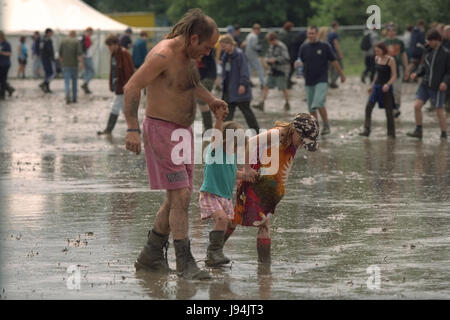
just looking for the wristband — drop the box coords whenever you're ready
[127,128,140,132]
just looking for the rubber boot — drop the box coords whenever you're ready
[135,229,171,273]
[97,113,118,135]
[6,82,15,96]
[407,126,423,139]
[257,238,271,263]
[205,231,230,267]
[174,238,211,280]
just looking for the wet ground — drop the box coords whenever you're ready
[0,78,449,299]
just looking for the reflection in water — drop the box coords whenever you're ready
[257,263,272,300]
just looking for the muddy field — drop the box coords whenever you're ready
[0,77,449,299]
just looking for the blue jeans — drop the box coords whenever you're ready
[63,67,78,100]
[82,57,94,84]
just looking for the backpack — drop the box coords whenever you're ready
[360,33,371,51]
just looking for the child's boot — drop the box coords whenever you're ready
[206,230,230,267]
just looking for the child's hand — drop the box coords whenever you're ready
[214,106,225,120]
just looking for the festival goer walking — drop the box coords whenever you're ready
[253,32,291,112]
[31,31,42,79]
[278,21,297,88]
[0,31,12,100]
[407,29,450,140]
[296,26,346,135]
[328,22,344,89]
[219,35,260,132]
[245,24,265,88]
[17,36,28,79]
[409,20,426,75]
[97,35,134,135]
[39,28,56,93]
[197,47,217,132]
[132,31,149,70]
[81,27,95,94]
[361,27,379,84]
[124,9,229,280]
[383,24,410,117]
[359,42,397,138]
[443,25,450,112]
[59,31,83,104]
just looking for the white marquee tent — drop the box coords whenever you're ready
[0,0,131,77]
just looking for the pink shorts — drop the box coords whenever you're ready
[143,116,194,191]
[199,191,234,220]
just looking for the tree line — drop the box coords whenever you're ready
[82,0,450,29]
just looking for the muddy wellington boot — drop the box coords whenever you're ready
[97,113,118,135]
[174,238,211,280]
[205,230,230,267]
[135,229,171,273]
[407,126,423,139]
[257,238,271,263]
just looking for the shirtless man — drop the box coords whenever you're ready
[123,9,228,280]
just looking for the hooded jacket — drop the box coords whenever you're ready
[416,44,450,90]
[221,47,252,103]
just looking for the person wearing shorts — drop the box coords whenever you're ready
[296,26,345,136]
[199,108,257,267]
[253,32,291,112]
[407,29,450,140]
[124,9,229,280]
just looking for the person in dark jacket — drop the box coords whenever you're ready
[39,28,55,93]
[408,19,426,74]
[219,35,259,133]
[0,31,12,100]
[132,31,148,70]
[407,29,450,140]
[97,35,135,135]
[197,47,217,132]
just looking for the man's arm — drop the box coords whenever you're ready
[123,49,170,155]
[331,60,346,82]
[334,39,343,60]
[402,52,409,79]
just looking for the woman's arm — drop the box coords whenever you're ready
[387,57,397,86]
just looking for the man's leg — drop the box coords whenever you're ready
[62,67,71,103]
[237,101,260,133]
[407,99,425,139]
[436,107,447,138]
[97,94,122,135]
[135,195,172,273]
[170,188,210,279]
[393,68,403,117]
[72,67,78,102]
